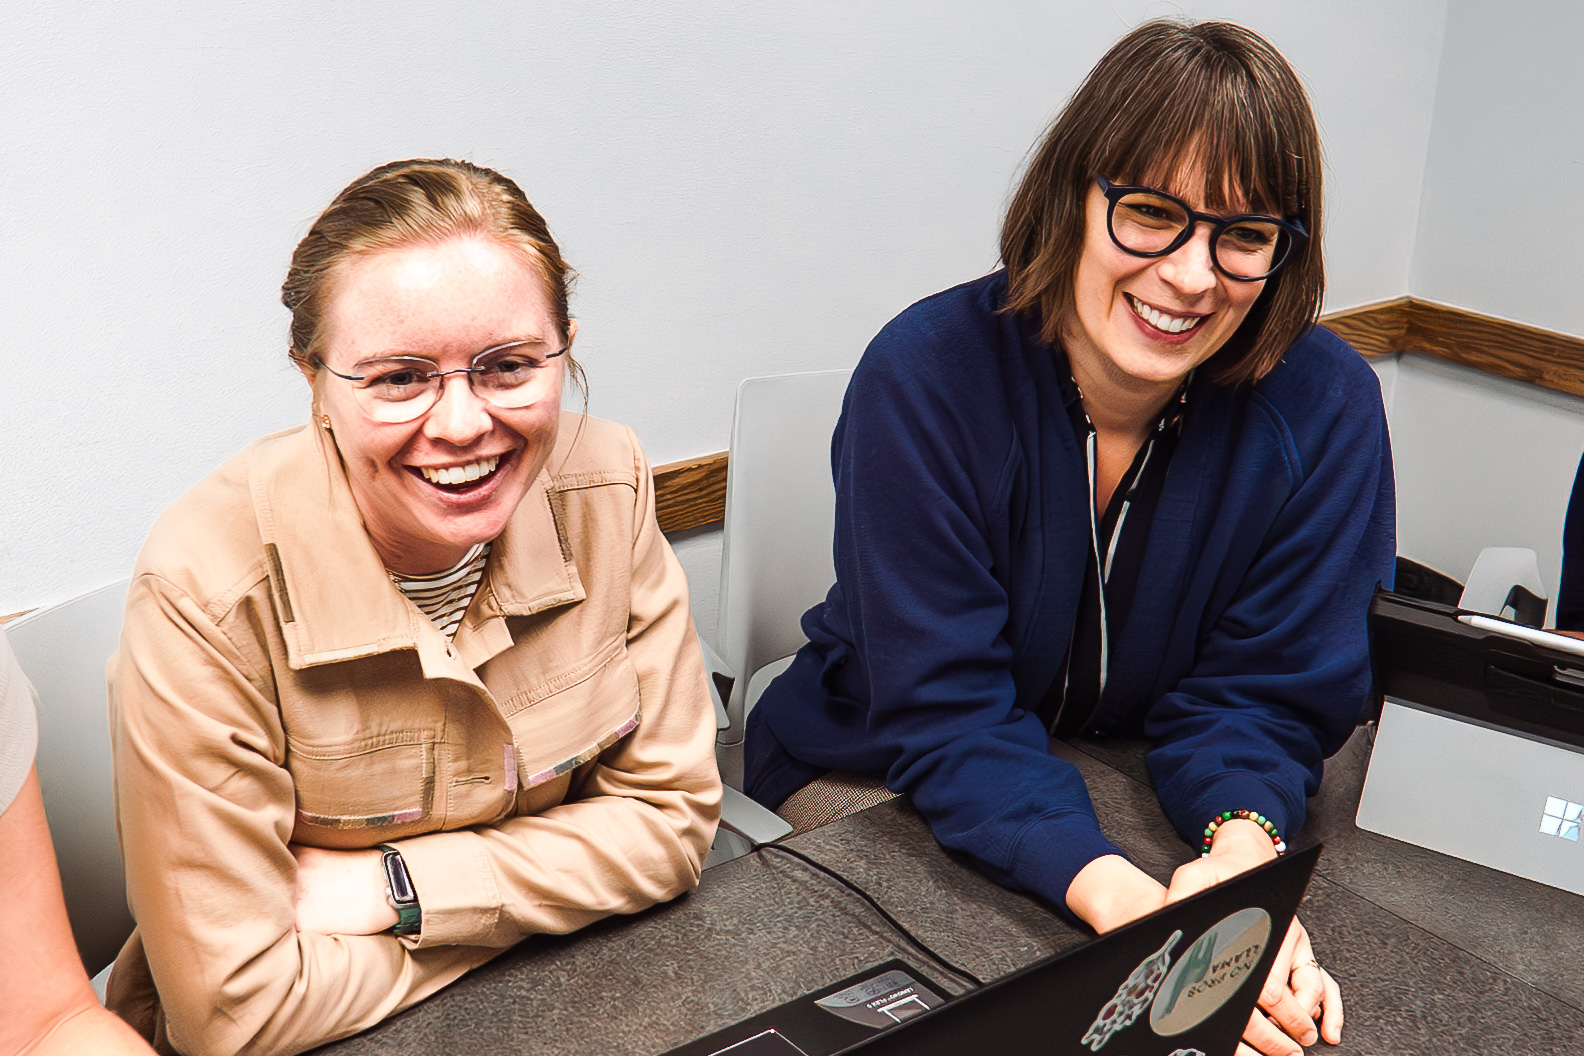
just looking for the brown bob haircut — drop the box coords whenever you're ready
[282,157,583,396]
[1001,20,1323,386]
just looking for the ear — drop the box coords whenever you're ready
[564,319,579,349]
[293,351,318,386]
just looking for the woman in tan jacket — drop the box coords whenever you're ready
[105,159,722,1056]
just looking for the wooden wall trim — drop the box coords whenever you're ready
[1322,297,1584,399]
[1318,297,1411,357]
[653,451,728,534]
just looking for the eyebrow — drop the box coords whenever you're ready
[351,337,554,369]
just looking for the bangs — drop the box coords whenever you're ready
[1089,54,1299,218]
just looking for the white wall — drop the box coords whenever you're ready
[1411,0,1584,336]
[1,1,1448,614]
[1377,355,1584,613]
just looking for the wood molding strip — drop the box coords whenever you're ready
[1402,301,1584,399]
[1319,297,1411,357]
[653,452,728,534]
[1323,297,1584,399]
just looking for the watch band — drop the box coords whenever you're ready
[378,844,423,936]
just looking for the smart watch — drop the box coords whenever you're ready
[378,844,422,936]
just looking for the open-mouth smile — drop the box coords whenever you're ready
[1126,293,1206,336]
[411,454,505,493]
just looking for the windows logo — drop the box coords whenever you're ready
[1540,797,1583,841]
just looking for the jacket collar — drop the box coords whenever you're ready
[248,423,585,671]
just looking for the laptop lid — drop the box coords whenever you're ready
[668,845,1319,1056]
[1359,698,1584,896]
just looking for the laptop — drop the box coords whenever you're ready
[1359,591,1584,895]
[665,845,1320,1056]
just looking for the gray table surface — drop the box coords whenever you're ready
[316,729,1584,1056]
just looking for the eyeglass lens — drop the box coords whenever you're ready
[352,345,560,423]
[1109,191,1287,280]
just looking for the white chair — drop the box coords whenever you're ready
[715,369,853,752]
[1460,546,1548,626]
[6,579,133,979]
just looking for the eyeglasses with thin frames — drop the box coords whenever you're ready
[1096,175,1307,282]
[315,339,568,424]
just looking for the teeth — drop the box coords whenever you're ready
[1128,294,1203,334]
[421,456,499,486]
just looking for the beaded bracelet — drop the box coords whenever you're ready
[1200,810,1287,857]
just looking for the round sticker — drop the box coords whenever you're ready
[1149,907,1272,1036]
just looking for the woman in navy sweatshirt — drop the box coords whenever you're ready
[745,20,1393,1056]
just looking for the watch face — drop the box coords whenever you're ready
[383,850,416,903]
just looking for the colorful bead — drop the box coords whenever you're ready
[1200,809,1287,857]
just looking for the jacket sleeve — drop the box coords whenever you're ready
[821,326,1123,916]
[1143,376,1396,846]
[111,576,492,1056]
[389,428,721,949]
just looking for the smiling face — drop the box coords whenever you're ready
[315,234,572,574]
[1062,170,1267,402]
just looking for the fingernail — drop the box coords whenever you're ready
[1302,1029,1318,1045]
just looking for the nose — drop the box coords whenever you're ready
[422,373,493,447]
[1156,222,1218,298]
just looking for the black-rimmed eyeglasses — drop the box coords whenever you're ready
[1096,175,1307,282]
[314,339,568,424]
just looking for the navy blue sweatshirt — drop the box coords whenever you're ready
[745,271,1395,913]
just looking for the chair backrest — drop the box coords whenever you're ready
[716,369,852,745]
[6,579,133,975]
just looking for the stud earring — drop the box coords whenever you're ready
[318,414,332,431]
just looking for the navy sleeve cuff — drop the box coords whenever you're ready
[1007,811,1128,918]
[1175,773,1297,850]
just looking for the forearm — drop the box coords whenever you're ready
[21,1003,155,1056]
[398,778,714,948]
[1064,854,1168,933]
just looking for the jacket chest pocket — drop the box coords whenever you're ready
[288,729,436,846]
[499,646,642,791]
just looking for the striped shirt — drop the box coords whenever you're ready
[389,543,490,639]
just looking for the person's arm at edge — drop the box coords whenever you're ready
[0,767,153,1056]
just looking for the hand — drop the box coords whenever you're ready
[1166,818,1278,903]
[1233,914,1343,1056]
[289,844,399,936]
[1065,854,1169,934]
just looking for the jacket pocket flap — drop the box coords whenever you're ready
[506,650,641,789]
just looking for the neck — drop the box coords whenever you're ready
[1064,346,1182,440]
[372,534,475,577]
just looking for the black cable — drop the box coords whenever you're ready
[758,842,986,990]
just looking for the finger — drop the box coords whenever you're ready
[1242,1007,1304,1056]
[1258,978,1318,1047]
[1318,966,1345,1044]
[1288,958,1325,1016]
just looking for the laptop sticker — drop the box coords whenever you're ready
[1150,907,1272,1036]
[815,969,944,1029]
[1081,929,1182,1051]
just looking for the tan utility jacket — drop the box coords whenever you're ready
[106,414,721,1056]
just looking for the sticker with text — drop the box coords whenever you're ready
[1080,929,1181,1051]
[1150,907,1272,1036]
[815,969,944,1029]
